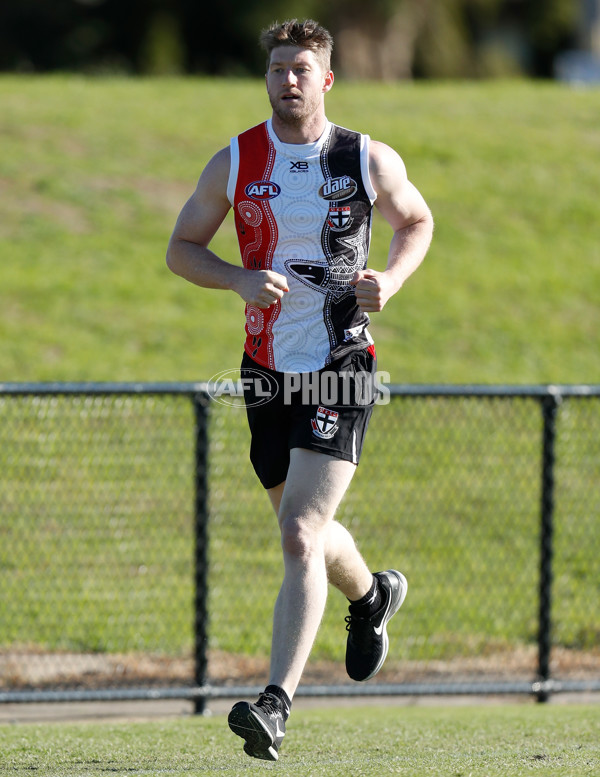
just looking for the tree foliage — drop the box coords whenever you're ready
[0,0,580,78]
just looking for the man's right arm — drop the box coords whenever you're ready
[166,146,288,309]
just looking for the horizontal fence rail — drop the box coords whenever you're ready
[0,382,598,709]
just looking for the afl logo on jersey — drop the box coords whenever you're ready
[319,175,358,201]
[245,180,281,200]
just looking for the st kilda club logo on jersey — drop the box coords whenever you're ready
[318,175,358,202]
[327,205,353,232]
[311,406,340,440]
[245,180,281,200]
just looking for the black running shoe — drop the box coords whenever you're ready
[345,569,408,682]
[228,692,287,761]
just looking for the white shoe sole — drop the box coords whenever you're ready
[228,703,281,761]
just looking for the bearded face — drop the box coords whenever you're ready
[266,46,332,129]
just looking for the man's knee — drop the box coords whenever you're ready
[279,513,325,560]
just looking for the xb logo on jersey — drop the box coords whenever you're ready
[290,161,309,172]
[245,180,281,200]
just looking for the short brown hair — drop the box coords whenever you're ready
[260,19,333,72]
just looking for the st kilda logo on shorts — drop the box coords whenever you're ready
[318,175,357,202]
[245,180,281,200]
[311,406,340,439]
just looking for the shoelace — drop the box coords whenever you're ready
[345,613,373,651]
[256,692,283,717]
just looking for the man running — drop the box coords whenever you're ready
[166,18,433,761]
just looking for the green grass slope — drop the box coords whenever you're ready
[1,76,599,384]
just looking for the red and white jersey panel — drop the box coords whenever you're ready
[228,119,376,373]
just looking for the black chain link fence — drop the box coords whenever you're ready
[0,383,598,707]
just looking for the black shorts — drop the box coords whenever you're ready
[241,348,377,489]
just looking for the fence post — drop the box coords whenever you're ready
[192,393,210,714]
[536,393,560,702]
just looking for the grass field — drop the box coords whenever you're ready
[1,703,599,776]
[0,77,598,684]
[1,76,599,384]
[0,78,599,775]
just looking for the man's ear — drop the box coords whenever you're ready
[323,70,334,93]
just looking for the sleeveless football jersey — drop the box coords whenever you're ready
[227,119,377,373]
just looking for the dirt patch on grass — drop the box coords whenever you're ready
[1,646,598,691]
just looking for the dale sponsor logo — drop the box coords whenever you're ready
[318,175,357,201]
[245,180,281,200]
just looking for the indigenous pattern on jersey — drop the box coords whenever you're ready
[227,119,377,373]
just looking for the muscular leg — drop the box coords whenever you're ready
[265,448,373,699]
[268,469,373,601]
[323,520,374,600]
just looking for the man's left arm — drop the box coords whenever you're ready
[351,140,434,313]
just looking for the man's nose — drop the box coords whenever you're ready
[283,69,297,85]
